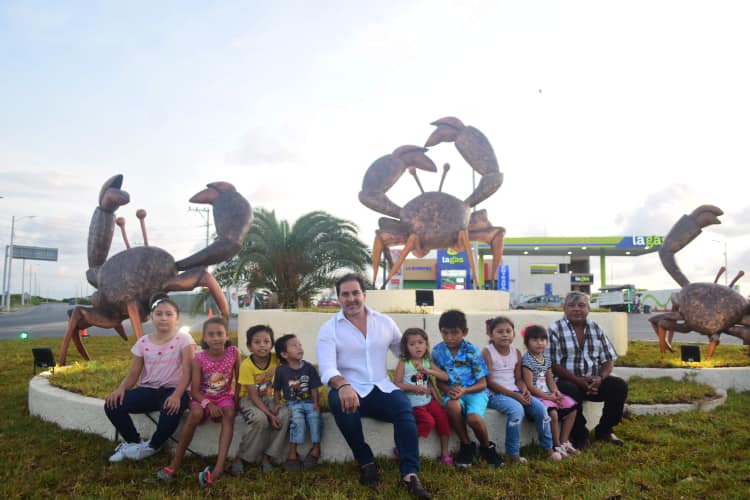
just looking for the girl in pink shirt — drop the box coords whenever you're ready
[104,293,195,463]
[157,317,240,487]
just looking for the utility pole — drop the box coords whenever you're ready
[189,207,211,248]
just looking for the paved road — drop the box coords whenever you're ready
[1,304,744,346]
[618,312,745,346]
[0,303,238,341]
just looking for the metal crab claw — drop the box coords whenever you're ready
[659,204,723,287]
[175,182,253,270]
[425,116,502,208]
[359,145,437,219]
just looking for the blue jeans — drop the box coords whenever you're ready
[287,400,322,444]
[329,387,419,477]
[104,386,189,449]
[487,392,552,456]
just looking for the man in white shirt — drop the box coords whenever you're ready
[317,274,430,498]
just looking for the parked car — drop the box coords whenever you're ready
[515,294,563,310]
[316,298,340,308]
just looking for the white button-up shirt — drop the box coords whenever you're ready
[316,307,401,397]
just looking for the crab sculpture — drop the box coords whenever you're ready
[359,117,505,289]
[58,175,252,365]
[648,205,750,358]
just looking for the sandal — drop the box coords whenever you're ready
[225,461,244,477]
[259,462,274,474]
[156,466,175,481]
[198,466,213,488]
[302,453,319,470]
[284,458,301,472]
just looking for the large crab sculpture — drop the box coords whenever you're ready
[648,205,750,358]
[59,175,252,365]
[359,117,505,289]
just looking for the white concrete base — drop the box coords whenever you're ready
[28,374,602,462]
[625,389,727,416]
[612,367,750,392]
[31,365,741,463]
[237,310,628,363]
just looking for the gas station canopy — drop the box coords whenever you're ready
[478,236,664,257]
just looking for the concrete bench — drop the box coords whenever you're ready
[28,375,602,463]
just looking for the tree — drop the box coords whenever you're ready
[217,209,370,309]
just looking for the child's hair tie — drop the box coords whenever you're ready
[519,324,535,339]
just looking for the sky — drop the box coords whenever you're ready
[1,0,750,300]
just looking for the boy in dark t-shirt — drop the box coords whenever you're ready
[273,334,323,470]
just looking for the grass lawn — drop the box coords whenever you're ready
[5,336,750,498]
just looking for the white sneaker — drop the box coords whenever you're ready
[548,450,563,461]
[109,442,136,463]
[563,441,581,456]
[123,441,158,461]
[554,446,570,459]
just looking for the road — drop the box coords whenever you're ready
[0,304,745,346]
[0,303,237,341]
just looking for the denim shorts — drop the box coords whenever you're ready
[287,400,322,444]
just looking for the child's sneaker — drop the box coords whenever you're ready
[479,442,505,468]
[454,442,476,469]
[123,441,158,461]
[554,446,570,459]
[108,442,135,463]
[437,455,454,466]
[156,466,176,482]
[548,450,563,461]
[563,441,581,456]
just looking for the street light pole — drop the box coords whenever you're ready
[5,215,35,311]
[712,239,729,286]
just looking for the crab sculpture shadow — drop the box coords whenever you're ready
[648,205,750,358]
[58,175,252,365]
[359,117,505,289]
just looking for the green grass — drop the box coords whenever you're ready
[617,341,750,368]
[6,336,750,498]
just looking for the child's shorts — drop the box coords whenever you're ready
[190,394,235,423]
[442,390,489,418]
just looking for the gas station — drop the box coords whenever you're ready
[387,235,664,302]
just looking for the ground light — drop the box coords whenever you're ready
[19,331,29,340]
[32,348,55,374]
[179,325,191,334]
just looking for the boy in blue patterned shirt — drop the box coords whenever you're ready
[431,309,504,469]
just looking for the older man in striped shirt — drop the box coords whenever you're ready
[548,291,628,449]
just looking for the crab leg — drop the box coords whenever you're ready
[59,306,127,365]
[164,268,230,319]
[457,230,479,290]
[468,209,505,287]
[383,234,417,288]
[127,301,145,341]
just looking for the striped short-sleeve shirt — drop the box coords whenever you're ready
[547,318,618,378]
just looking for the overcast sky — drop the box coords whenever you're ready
[2,0,749,300]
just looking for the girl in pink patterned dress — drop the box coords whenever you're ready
[157,317,240,488]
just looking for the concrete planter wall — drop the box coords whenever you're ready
[29,374,602,463]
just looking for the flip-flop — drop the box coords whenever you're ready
[198,466,213,488]
[259,462,274,474]
[302,453,319,470]
[156,466,175,481]
[225,461,244,477]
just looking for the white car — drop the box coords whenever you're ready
[515,295,563,310]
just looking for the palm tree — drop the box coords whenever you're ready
[217,209,370,309]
